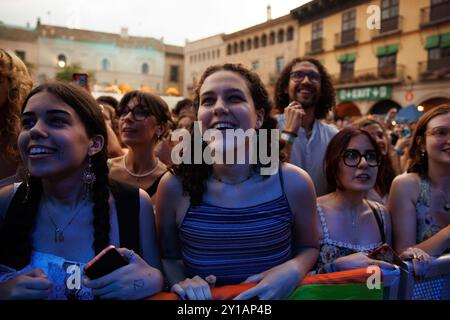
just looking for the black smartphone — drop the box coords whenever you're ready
[72,73,89,90]
[84,245,128,279]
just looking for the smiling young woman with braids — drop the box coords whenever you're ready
[0,81,163,300]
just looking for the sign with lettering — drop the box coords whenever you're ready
[337,85,392,101]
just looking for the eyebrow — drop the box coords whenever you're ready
[201,88,245,97]
[22,109,72,117]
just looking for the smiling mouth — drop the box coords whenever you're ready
[210,122,237,130]
[28,146,57,156]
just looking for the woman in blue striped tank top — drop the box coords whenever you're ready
[156,64,319,300]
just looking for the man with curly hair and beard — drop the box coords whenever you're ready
[275,57,338,196]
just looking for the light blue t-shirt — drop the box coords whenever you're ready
[278,115,338,196]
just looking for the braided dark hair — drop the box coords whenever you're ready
[274,57,335,119]
[0,81,110,269]
[174,63,282,205]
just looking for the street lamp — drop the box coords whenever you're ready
[57,54,66,68]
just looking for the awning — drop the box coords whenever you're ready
[440,32,450,48]
[425,35,440,49]
[347,52,356,63]
[338,53,348,63]
[376,44,399,56]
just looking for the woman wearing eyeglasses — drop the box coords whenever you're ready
[108,91,173,200]
[314,128,395,273]
[389,105,450,269]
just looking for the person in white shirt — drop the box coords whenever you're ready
[275,57,338,196]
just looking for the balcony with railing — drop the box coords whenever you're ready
[332,65,405,87]
[420,1,450,27]
[305,38,324,55]
[334,29,359,48]
[418,59,450,81]
[371,16,403,39]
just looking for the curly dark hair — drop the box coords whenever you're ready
[0,49,32,163]
[407,104,450,179]
[174,63,282,205]
[0,81,111,270]
[274,57,335,119]
[324,128,383,193]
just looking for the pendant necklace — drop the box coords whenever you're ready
[43,199,87,243]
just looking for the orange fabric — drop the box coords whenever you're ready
[147,268,375,300]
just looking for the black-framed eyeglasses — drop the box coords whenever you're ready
[341,149,381,167]
[117,105,150,121]
[289,70,321,82]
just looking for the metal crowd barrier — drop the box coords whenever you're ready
[397,253,450,300]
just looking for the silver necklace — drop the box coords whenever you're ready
[350,207,359,230]
[123,156,159,178]
[43,199,87,243]
[212,172,253,185]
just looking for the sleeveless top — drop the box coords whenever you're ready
[0,180,141,300]
[415,178,444,243]
[178,170,294,286]
[315,200,386,273]
[145,171,168,197]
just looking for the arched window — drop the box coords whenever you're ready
[141,63,149,74]
[212,50,215,59]
[101,58,110,71]
[261,34,267,47]
[217,49,220,58]
[207,51,210,60]
[270,31,276,45]
[278,29,285,43]
[246,38,252,50]
[254,36,259,49]
[287,26,294,41]
[57,54,66,67]
[240,40,245,52]
[233,42,238,54]
[227,44,232,55]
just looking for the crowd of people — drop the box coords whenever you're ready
[0,48,449,300]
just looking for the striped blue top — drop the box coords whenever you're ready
[178,173,294,286]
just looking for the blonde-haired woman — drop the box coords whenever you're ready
[0,49,32,186]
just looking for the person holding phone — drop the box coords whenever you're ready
[156,64,319,300]
[313,128,396,273]
[274,57,338,196]
[389,104,450,276]
[0,81,163,300]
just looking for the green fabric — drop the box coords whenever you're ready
[376,46,387,57]
[386,43,399,55]
[425,35,440,49]
[338,53,348,63]
[440,32,450,48]
[287,283,384,300]
[347,52,356,62]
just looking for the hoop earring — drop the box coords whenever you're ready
[82,157,96,200]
